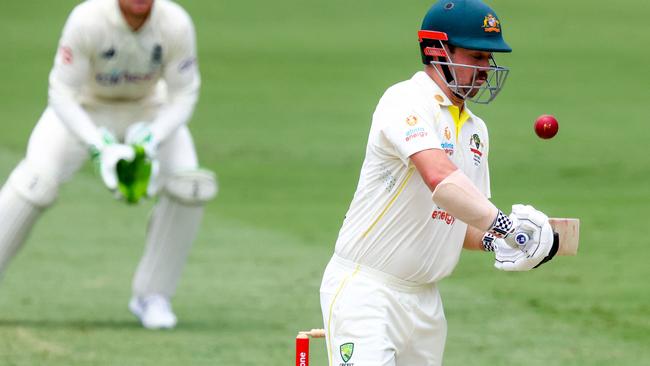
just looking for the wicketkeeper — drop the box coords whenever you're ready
[320,0,557,364]
[0,0,216,329]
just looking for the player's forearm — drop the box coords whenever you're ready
[149,87,198,144]
[411,149,506,235]
[432,170,498,232]
[463,225,486,251]
[48,83,103,150]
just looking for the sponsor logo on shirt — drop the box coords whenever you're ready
[405,127,428,142]
[441,127,454,156]
[405,115,418,126]
[101,47,116,59]
[151,44,163,65]
[59,46,73,65]
[469,133,484,166]
[444,126,452,141]
[178,57,196,72]
[441,142,454,156]
[95,70,157,85]
[432,209,456,225]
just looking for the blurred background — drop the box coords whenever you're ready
[0,0,648,365]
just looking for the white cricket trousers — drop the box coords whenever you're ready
[320,255,447,366]
[0,103,200,298]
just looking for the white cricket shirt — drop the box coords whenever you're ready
[334,71,492,284]
[48,0,200,148]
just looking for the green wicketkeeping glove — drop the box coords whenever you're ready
[116,145,153,204]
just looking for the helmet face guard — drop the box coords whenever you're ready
[419,30,509,104]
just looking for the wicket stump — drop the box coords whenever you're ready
[296,329,325,366]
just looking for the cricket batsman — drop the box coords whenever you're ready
[0,0,216,329]
[320,0,558,364]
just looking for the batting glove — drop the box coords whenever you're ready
[482,205,557,271]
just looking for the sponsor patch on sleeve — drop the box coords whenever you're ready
[59,46,73,65]
[178,57,196,72]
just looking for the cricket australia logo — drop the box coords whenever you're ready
[482,14,501,33]
[340,342,354,364]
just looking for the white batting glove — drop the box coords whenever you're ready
[482,205,557,271]
[125,122,158,158]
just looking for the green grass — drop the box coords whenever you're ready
[0,0,648,365]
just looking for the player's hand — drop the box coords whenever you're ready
[505,204,553,254]
[483,233,556,271]
[124,122,161,199]
[89,128,132,192]
[116,145,160,203]
[96,143,136,193]
[125,122,157,158]
[482,205,556,271]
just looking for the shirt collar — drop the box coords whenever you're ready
[411,71,453,107]
[411,71,478,122]
[107,0,156,33]
[106,0,127,29]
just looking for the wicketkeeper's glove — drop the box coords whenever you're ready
[90,128,135,194]
[115,144,157,204]
[125,122,158,158]
[124,122,161,200]
[90,128,157,204]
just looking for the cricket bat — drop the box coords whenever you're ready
[549,218,580,256]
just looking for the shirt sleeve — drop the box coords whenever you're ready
[149,13,201,145]
[47,8,104,149]
[375,102,442,165]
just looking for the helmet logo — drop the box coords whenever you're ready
[482,14,501,33]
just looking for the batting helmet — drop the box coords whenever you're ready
[419,0,511,64]
[418,0,512,103]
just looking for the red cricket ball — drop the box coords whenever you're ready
[534,114,559,139]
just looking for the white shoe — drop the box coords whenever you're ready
[129,295,178,330]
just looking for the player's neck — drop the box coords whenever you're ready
[119,5,151,31]
[424,66,465,108]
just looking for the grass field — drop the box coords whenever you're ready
[1,0,649,365]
